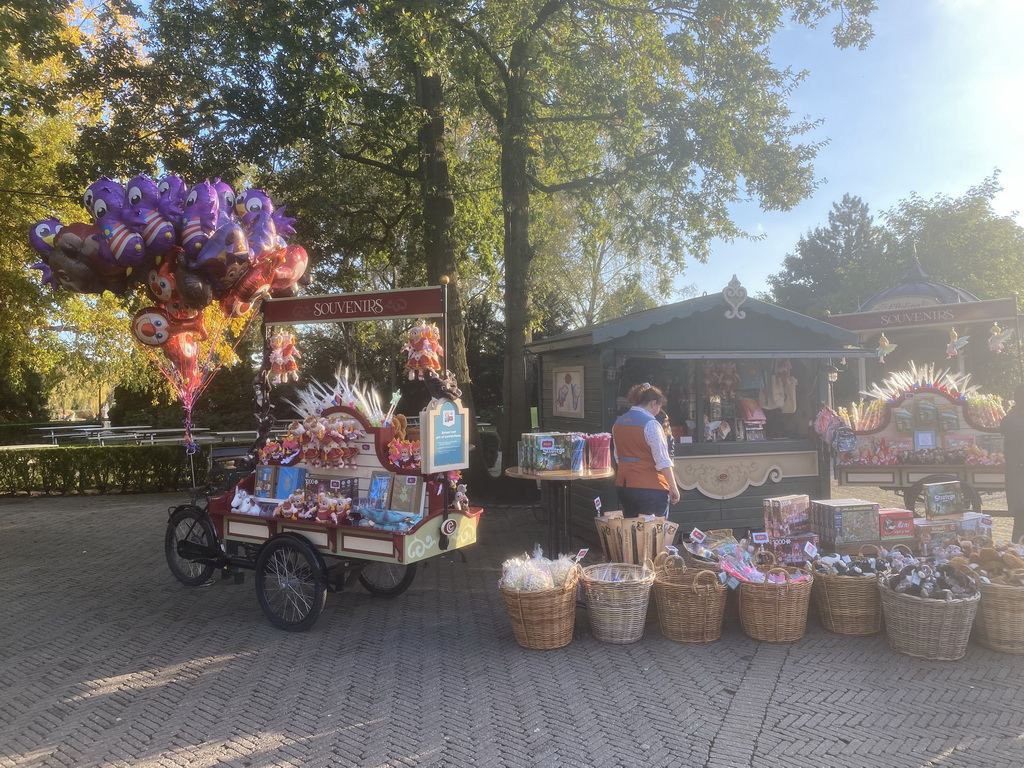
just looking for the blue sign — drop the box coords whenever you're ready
[422,399,469,472]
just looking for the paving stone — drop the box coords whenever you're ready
[3,492,1024,766]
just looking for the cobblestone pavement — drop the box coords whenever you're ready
[2,492,1023,768]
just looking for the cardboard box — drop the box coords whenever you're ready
[812,499,880,544]
[770,533,820,566]
[255,465,277,498]
[878,508,915,540]
[762,494,811,539]
[274,466,307,499]
[957,511,994,537]
[923,481,963,519]
[915,518,958,555]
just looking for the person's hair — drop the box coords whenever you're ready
[627,382,666,407]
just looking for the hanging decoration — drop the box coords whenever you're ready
[988,323,1014,354]
[946,327,969,358]
[876,333,897,363]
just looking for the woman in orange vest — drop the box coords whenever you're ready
[612,383,680,517]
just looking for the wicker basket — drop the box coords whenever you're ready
[500,567,579,650]
[654,554,727,643]
[581,562,655,644]
[811,555,882,637]
[976,579,1024,655]
[878,577,980,661]
[738,566,813,643]
[681,548,743,627]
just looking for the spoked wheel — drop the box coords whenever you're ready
[904,476,982,515]
[358,561,417,598]
[165,505,219,586]
[255,535,328,632]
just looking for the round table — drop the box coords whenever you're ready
[505,467,614,556]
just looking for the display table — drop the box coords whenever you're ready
[505,467,614,556]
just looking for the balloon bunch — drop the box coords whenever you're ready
[28,173,311,452]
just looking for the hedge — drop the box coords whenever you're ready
[0,445,209,495]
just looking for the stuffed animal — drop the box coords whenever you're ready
[231,486,261,516]
[454,483,469,512]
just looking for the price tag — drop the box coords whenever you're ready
[575,548,589,562]
[981,515,994,528]
[594,497,602,512]
[666,545,679,556]
[751,531,769,545]
[690,527,706,543]
[803,541,818,558]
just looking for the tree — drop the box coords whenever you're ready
[443,0,876,466]
[765,193,887,317]
[0,1,151,420]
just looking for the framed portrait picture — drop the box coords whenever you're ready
[552,366,585,418]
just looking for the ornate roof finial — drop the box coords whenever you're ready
[723,275,747,319]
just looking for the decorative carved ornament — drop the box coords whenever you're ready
[723,275,748,320]
[676,451,818,499]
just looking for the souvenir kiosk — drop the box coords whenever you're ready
[164,283,481,632]
[822,257,1019,511]
[524,277,873,539]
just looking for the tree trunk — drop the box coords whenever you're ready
[498,63,535,474]
[415,68,490,483]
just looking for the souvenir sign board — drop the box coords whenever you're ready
[421,398,470,473]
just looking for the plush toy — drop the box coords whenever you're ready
[402,320,444,379]
[274,490,304,520]
[391,412,407,441]
[454,484,469,512]
[231,486,261,516]
[330,496,352,526]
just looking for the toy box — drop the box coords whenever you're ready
[923,480,963,520]
[255,465,278,498]
[274,466,307,499]
[915,518,958,555]
[762,494,811,539]
[811,499,880,544]
[878,508,915,540]
[770,534,820,566]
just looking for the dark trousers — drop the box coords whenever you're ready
[616,485,669,518]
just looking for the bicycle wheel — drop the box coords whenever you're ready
[358,561,417,598]
[255,536,328,631]
[165,505,219,587]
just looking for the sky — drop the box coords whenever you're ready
[682,0,1024,299]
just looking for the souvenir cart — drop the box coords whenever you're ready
[523,276,875,539]
[164,283,481,631]
[826,365,1006,513]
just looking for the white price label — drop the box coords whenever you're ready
[751,531,769,544]
[690,527,706,543]
[594,497,602,511]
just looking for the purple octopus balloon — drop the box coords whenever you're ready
[86,177,148,275]
[157,173,189,225]
[180,180,220,260]
[126,174,178,257]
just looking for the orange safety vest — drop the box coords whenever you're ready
[613,409,668,491]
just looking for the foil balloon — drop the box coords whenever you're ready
[27,218,63,290]
[87,177,148,276]
[270,243,308,297]
[157,173,189,224]
[132,306,209,347]
[126,174,177,256]
[145,250,196,319]
[162,332,201,393]
[221,252,279,317]
[193,221,250,293]
[180,180,219,259]
[212,178,236,226]
[235,188,279,261]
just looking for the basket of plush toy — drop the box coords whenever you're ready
[878,563,980,661]
[810,544,893,636]
[580,562,655,644]
[499,548,580,650]
[738,566,814,643]
[951,543,1024,655]
[653,551,728,643]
